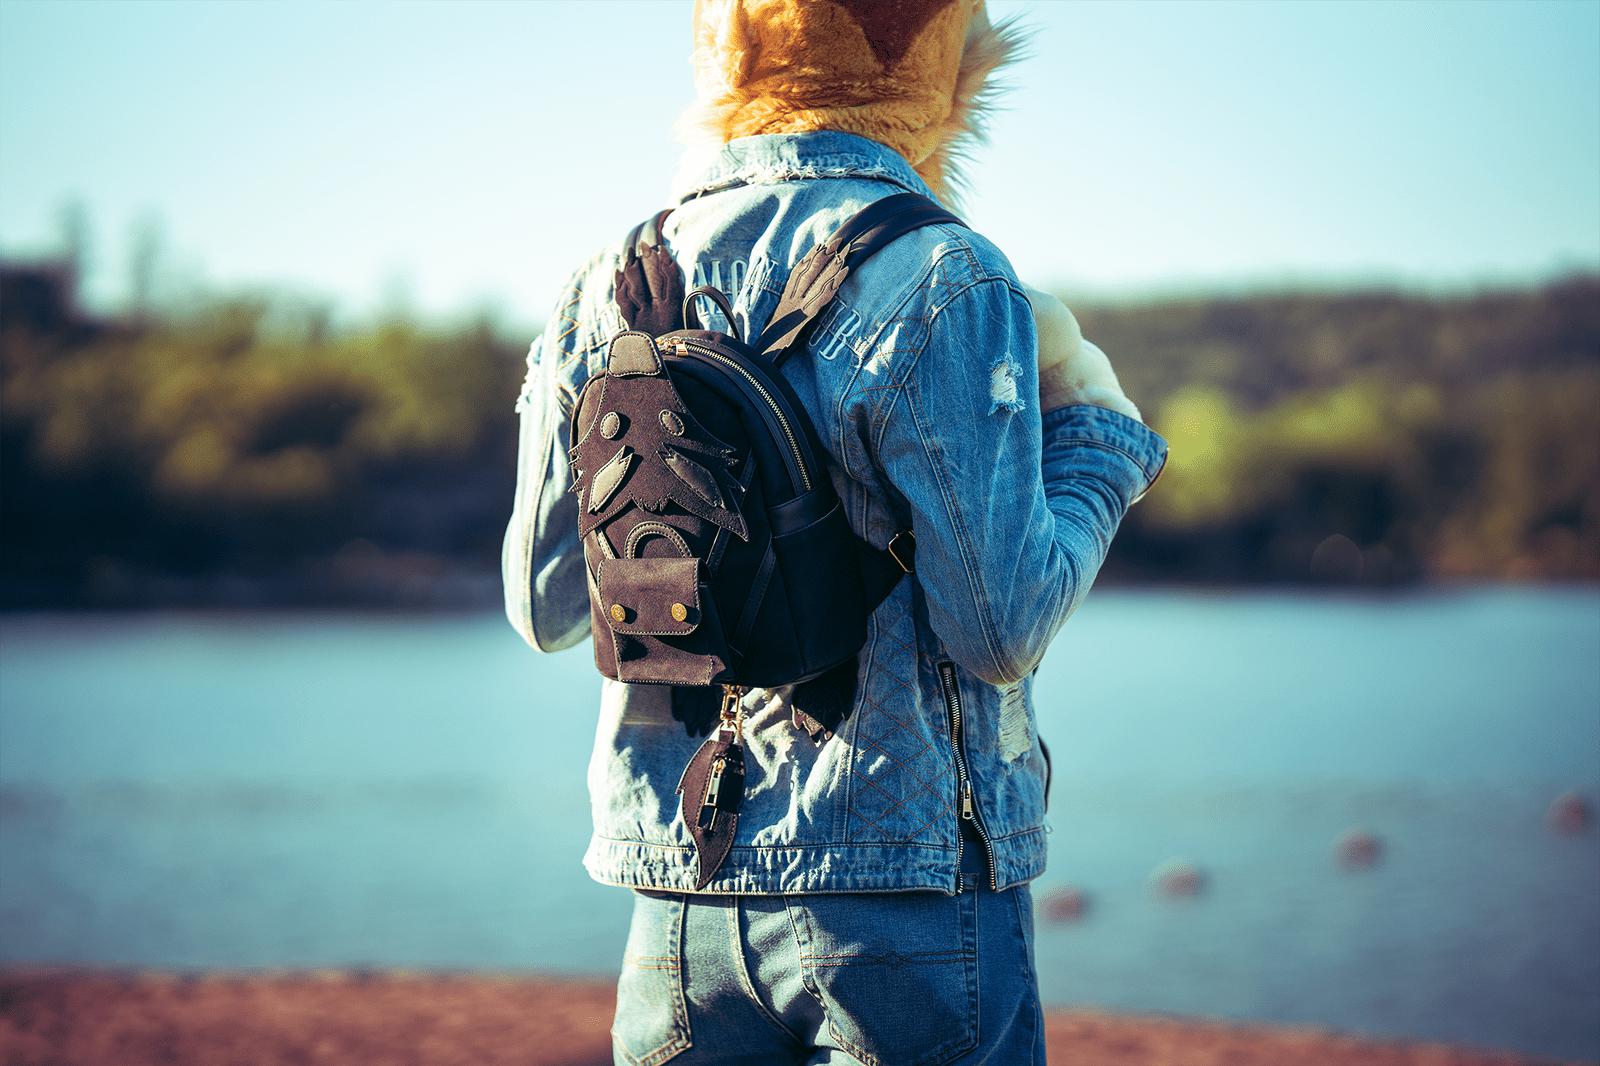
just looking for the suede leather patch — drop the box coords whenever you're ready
[599,556,701,637]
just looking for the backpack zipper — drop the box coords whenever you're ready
[670,338,813,493]
[939,660,997,892]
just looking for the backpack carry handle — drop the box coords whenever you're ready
[683,285,742,342]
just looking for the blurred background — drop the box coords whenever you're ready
[1,0,1596,1062]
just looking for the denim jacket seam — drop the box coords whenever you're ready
[846,268,943,468]
[673,132,939,204]
[513,391,552,650]
[837,612,872,843]
[590,833,955,853]
[893,275,1023,387]
[834,356,869,483]
[869,273,1030,470]
[1043,420,1170,502]
[987,824,1046,845]
[1044,435,1154,480]
[512,264,608,654]
[550,331,599,416]
[903,276,1038,682]
[859,271,1017,471]
[848,257,940,364]
[900,377,1012,684]
[845,236,996,373]
[1042,404,1167,466]
[550,279,607,405]
[521,392,578,653]
[679,166,925,204]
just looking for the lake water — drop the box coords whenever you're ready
[1,587,1596,1060]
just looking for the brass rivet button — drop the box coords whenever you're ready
[609,603,627,623]
[670,602,689,622]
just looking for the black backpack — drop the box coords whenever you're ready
[568,192,965,886]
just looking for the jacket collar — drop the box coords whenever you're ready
[670,130,940,205]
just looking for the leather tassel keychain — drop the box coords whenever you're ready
[676,684,747,889]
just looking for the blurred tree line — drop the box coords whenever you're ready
[1,261,523,606]
[0,257,1595,607]
[1083,276,1600,585]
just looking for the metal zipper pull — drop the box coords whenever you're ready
[940,660,999,892]
[698,753,728,830]
[677,683,750,889]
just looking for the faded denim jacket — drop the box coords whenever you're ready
[503,131,1170,895]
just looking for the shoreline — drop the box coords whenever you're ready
[0,970,1583,1066]
[1,575,1591,618]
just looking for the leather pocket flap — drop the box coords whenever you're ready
[599,556,702,636]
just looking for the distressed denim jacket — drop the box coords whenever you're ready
[503,131,1169,895]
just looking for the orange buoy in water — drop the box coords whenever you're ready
[1336,829,1385,870]
[1152,860,1206,898]
[1041,887,1090,923]
[1547,792,1592,835]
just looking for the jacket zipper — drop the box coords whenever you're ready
[939,660,997,892]
[671,339,813,493]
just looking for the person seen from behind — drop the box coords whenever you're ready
[502,1,1170,1062]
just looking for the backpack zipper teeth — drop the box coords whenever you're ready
[673,339,812,493]
[939,660,998,892]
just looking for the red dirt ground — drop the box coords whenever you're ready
[0,970,1580,1066]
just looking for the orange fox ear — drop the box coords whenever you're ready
[837,0,965,68]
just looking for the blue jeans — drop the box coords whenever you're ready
[610,828,1046,1065]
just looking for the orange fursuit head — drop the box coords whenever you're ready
[680,0,1030,207]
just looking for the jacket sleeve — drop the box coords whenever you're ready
[874,277,1169,686]
[501,327,592,653]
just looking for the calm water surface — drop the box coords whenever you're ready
[1,586,1596,1060]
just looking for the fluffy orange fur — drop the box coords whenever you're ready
[679,0,1029,206]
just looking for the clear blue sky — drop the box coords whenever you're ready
[1,0,1596,334]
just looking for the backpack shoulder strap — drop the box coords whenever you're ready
[754,192,964,365]
[752,194,955,626]
[613,207,684,337]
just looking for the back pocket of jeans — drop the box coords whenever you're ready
[612,889,692,1066]
[786,889,979,1066]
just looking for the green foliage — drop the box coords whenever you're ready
[0,288,523,601]
[1074,277,1600,584]
[0,269,1595,605]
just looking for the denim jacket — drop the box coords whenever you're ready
[502,131,1170,895]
